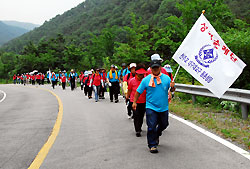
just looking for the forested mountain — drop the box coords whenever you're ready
[2,21,40,31]
[0,0,249,90]
[0,21,29,46]
[1,0,248,53]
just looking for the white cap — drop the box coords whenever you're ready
[88,71,92,75]
[151,54,163,61]
[115,66,118,69]
[129,63,136,68]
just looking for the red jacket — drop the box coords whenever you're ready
[61,76,66,83]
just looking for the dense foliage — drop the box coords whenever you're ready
[0,0,249,90]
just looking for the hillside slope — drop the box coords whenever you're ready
[0,21,29,46]
[0,0,248,53]
[2,21,40,31]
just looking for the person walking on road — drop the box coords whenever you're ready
[90,69,104,102]
[51,72,57,89]
[69,69,76,91]
[99,68,107,99]
[13,74,17,84]
[85,71,93,99]
[61,73,67,90]
[124,63,136,119]
[80,71,84,90]
[126,64,147,137]
[107,65,120,103]
[132,59,175,153]
[83,71,89,96]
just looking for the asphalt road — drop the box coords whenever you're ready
[0,85,58,169]
[0,84,249,169]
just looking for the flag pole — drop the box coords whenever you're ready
[173,65,181,82]
[168,64,181,93]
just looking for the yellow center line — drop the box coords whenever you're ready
[28,88,63,169]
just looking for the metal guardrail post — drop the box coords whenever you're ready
[241,103,248,120]
[192,95,196,104]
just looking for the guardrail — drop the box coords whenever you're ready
[175,83,250,119]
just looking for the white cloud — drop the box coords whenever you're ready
[0,0,84,25]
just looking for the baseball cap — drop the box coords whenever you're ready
[164,64,173,73]
[151,54,163,61]
[150,60,161,68]
[121,63,126,67]
[111,64,115,68]
[129,63,136,68]
[136,68,147,74]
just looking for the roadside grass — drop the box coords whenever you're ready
[0,79,12,84]
[169,97,250,151]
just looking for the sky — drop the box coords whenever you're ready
[0,0,84,25]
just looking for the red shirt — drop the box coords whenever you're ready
[83,76,87,83]
[61,76,66,82]
[86,75,92,86]
[41,74,45,80]
[92,74,102,86]
[31,75,35,80]
[147,67,173,81]
[128,77,146,103]
[13,75,16,80]
[124,73,136,83]
[79,74,84,81]
[36,74,41,79]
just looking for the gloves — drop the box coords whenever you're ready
[108,82,112,87]
[89,85,91,88]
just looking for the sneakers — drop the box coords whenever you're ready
[136,132,141,137]
[115,100,119,103]
[110,100,113,102]
[127,115,132,119]
[150,147,158,153]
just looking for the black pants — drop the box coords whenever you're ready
[42,79,44,85]
[84,85,88,96]
[99,85,105,98]
[133,103,146,132]
[47,78,50,84]
[81,84,84,90]
[109,82,119,101]
[52,81,56,89]
[88,86,93,97]
[62,82,66,90]
[127,101,133,117]
[37,79,41,85]
[70,81,75,91]
[32,80,35,85]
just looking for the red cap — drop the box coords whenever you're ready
[136,68,147,74]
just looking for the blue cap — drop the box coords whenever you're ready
[164,64,173,73]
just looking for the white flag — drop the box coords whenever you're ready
[173,14,246,98]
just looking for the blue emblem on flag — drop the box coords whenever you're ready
[195,44,218,68]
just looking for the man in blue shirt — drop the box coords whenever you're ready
[133,59,175,153]
[107,65,120,103]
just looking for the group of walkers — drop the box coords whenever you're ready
[13,73,45,85]
[12,53,175,153]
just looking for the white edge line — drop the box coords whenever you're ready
[0,90,6,103]
[169,113,250,161]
